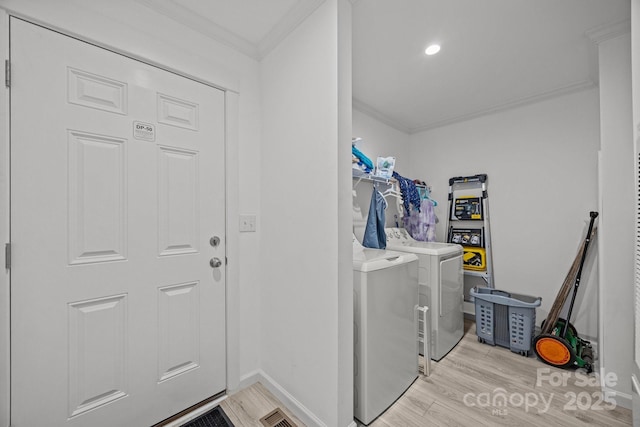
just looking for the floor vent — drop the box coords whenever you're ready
[259,408,297,427]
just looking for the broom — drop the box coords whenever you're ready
[540,226,598,335]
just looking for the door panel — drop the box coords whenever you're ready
[68,294,128,418]
[158,281,201,382]
[158,146,200,256]
[10,18,226,426]
[68,130,128,264]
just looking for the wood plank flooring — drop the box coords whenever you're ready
[220,381,307,427]
[219,320,632,427]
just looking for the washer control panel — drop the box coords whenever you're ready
[385,227,413,244]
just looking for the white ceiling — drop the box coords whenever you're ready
[352,0,630,133]
[137,0,632,133]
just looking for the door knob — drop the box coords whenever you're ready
[210,257,222,268]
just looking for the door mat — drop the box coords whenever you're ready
[181,406,235,427]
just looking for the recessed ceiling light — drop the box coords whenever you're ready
[425,44,441,55]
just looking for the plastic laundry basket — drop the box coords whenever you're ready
[470,287,541,356]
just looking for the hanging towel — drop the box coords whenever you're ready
[392,171,421,213]
[363,187,387,249]
[404,198,437,242]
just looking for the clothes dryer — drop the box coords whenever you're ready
[352,236,418,425]
[385,227,464,361]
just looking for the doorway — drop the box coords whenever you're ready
[10,18,227,426]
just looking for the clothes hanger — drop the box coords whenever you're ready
[382,181,402,197]
[381,191,401,202]
[382,190,402,200]
[416,184,438,206]
[380,190,404,217]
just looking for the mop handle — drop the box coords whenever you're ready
[561,211,599,338]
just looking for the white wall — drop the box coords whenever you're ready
[352,108,411,240]
[406,90,601,339]
[597,32,634,405]
[260,1,351,426]
[352,108,411,172]
[0,1,263,425]
[337,1,354,425]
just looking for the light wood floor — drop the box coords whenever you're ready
[220,381,307,427]
[219,320,632,427]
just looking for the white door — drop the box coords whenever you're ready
[10,18,226,427]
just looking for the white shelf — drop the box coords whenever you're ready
[352,169,396,185]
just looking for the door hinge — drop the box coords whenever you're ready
[5,60,10,88]
[5,243,10,270]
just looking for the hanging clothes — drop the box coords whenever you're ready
[363,186,387,249]
[392,171,421,213]
[404,198,437,242]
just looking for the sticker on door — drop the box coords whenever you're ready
[133,121,156,141]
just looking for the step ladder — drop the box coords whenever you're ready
[445,174,494,311]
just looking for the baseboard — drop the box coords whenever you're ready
[463,311,475,321]
[238,369,357,427]
[252,370,327,427]
[603,386,632,410]
[237,369,262,391]
[463,301,475,317]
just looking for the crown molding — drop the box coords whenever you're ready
[410,80,597,133]
[352,98,412,134]
[355,79,597,135]
[586,19,631,44]
[258,0,327,59]
[134,0,327,61]
[134,0,260,59]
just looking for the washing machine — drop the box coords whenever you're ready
[352,235,418,425]
[385,227,464,361]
